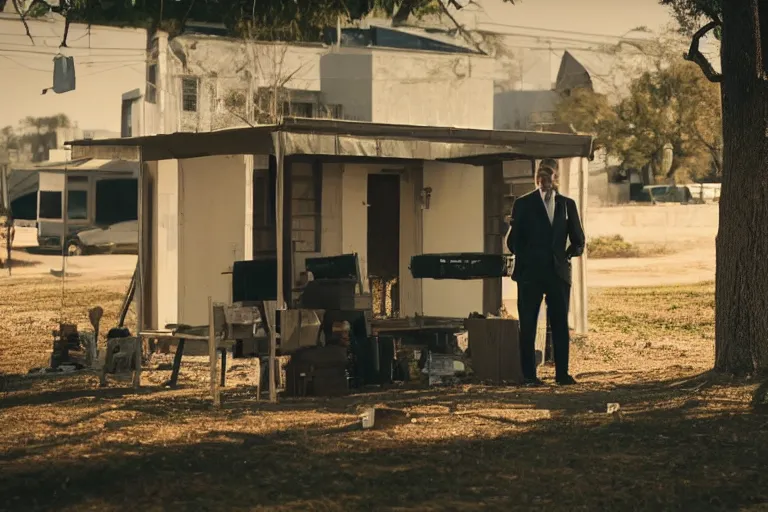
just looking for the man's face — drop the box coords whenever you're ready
[536,168,556,193]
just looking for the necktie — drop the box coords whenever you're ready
[544,190,554,224]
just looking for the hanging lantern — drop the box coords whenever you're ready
[42,55,76,95]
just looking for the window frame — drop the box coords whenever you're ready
[146,63,158,104]
[67,189,88,221]
[290,160,322,253]
[39,191,63,220]
[181,76,199,113]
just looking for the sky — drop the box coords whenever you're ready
[0,14,147,134]
[457,0,677,35]
[0,0,678,133]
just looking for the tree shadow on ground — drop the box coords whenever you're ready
[0,382,163,410]
[0,258,41,269]
[2,373,768,511]
[20,247,53,256]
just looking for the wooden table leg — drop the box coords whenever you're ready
[208,297,221,407]
[220,348,227,387]
[166,338,185,388]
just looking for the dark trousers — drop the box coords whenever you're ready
[517,273,571,380]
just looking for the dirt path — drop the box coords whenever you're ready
[588,245,715,288]
[2,228,136,279]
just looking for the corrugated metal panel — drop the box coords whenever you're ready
[67,117,594,163]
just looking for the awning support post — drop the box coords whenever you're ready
[134,148,144,388]
[271,132,285,404]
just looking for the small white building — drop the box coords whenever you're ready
[70,118,592,334]
[121,27,496,138]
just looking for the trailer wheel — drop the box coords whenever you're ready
[66,240,84,257]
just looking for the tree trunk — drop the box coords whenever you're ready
[715,0,768,374]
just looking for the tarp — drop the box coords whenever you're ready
[7,169,39,203]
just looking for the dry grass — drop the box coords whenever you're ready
[3,277,768,511]
[588,235,670,259]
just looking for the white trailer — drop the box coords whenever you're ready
[22,158,139,252]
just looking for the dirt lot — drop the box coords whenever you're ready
[3,275,768,511]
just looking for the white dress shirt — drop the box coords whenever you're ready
[539,188,556,224]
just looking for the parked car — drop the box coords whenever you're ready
[65,220,138,256]
[643,185,700,204]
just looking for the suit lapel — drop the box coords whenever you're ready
[553,195,565,228]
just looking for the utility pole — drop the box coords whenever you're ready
[0,163,8,211]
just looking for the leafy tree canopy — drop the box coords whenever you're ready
[556,48,722,182]
[660,0,722,30]
[11,0,515,45]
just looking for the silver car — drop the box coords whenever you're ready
[66,220,138,256]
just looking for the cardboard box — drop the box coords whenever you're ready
[465,318,524,384]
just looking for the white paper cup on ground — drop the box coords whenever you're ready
[360,408,376,429]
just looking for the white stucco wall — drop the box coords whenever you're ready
[144,36,496,133]
[340,164,373,292]
[493,90,559,131]
[371,50,495,129]
[178,154,253,325]
[421,162,485,317]
[153,159,180,328]
[166,36,327,132]
[320,50,374,122]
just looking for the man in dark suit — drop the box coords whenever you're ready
[507,163,585,386]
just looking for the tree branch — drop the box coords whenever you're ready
[684,21,723,83]
[11,0,35,44]
[60,17,71,47]
[437,0,486,55]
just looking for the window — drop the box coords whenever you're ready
[284,102,314,118]
[95,179,138,224]
[319,104,343,119]
[39,191,62,219]
[121,99,133,137]
[182,77,199,112]
[252,159,322,255]
[252,166,277,256]
[67,190,88,220]
[146,64,157,104]
[291,162,321,253]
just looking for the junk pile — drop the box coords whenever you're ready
[26,305,141,377]
[29,323,97,375]
[285,344,350,397]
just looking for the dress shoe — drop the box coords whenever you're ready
[555,375,577,386]
[523,377,545,387]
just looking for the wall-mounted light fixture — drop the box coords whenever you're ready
[420,187,432,210]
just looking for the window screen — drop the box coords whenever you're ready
[39,191,62,219]
[67,190,88,220]
[95,179,138,224]
[182,77,198,112]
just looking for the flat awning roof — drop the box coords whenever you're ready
[11,157,139,173]
[67,117,594,163]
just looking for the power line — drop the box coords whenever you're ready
[0,54,48,72]
[0,39,146,52]
[476,22,653,43]
[0,46,145,57]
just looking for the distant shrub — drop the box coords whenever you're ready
[587,235,641,258]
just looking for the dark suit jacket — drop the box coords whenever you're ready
[506,190,585,285]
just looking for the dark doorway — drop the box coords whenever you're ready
[367,173,400,317]
[252,157,277,259]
